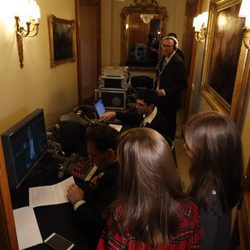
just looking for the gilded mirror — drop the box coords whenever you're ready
[121,0,168,70]
[200,0,250,126]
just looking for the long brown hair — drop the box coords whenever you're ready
[112,128,184,246]
[184,111,243,211]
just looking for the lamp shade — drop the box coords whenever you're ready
[239,0,250,18]
[201,12,208,27]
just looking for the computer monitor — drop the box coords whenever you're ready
[1,109,47,189]
[95,99,106,118]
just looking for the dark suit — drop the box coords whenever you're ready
[73,162,119,247]
[156,52,187,140]
[116,108,171,144]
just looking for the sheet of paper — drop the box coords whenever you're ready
[109,123,123,132]
[13,206,43,250]
[29,176,75,207]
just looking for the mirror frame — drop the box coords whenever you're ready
[120,0,168,70]
[200,0,250,126]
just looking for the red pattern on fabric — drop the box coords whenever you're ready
[97,201,203,250]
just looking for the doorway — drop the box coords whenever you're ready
[75,0,101,104]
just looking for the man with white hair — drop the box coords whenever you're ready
[155,35,187,141]
[167,32,184,60]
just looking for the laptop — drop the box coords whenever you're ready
[94,99,122,126]
[95,99,106,118]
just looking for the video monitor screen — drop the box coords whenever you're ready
[1,109,47,189]
[95,99,106,118]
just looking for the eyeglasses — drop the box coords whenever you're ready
[162,44,173,48]
[135,102,147,108]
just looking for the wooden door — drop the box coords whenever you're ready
[76,0,101,104]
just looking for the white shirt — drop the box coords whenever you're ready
[142,106,158,127]
[74,200,86,210]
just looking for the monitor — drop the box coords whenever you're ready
[95,99,106,118]
[1,109,47,189]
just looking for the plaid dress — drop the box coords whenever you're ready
[97,201,202,250]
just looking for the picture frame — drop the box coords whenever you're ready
[200,0,250,125]
[48,15,76,67]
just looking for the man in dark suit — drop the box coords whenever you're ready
[66,125,119,248]
[100,89,171,144]
[155,36,187,141]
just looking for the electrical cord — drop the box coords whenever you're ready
[47,139,67,161]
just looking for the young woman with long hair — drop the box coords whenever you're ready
[184,111,244,250]
[97,127,202,249]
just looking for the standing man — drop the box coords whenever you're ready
[155,36,187,141]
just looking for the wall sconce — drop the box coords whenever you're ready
[239,0,250,50]
[140,14,154,24]
[193,12,208,43]
[15,0,41,68]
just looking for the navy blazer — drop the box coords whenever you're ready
[156,53,187,112]
[116,108,171,144]
[73,162,119,243]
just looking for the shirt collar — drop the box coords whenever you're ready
[165,51,176,62]
[143,106,157,125]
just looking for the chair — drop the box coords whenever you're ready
[130,76,154,90]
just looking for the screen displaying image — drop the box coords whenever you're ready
[1,109,47,189]
[95,99,106,117]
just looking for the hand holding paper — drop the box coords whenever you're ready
[29,176,75,207]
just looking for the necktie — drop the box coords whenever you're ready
[140,119,146,127]
[156,58,168,89]
[162,58,168,69]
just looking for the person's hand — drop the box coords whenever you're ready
[90,175,102,189]
[99,111,116,122]
[67,184,84,205]
[156,89,165,96]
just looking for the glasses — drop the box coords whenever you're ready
[162,44,173,48]
[135,102,147,108]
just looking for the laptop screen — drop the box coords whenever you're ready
[95,99,106,118]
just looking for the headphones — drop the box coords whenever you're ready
[161,36,178,50]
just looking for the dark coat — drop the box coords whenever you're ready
[155,52,187,140]
[156,53,187,112]
[199,192,232,250]
[73,162,119,244]
[116,108,171,144]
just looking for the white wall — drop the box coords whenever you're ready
[0,0,78,132]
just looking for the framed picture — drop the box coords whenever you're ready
[48,15,76,67]
[200,0,250,125]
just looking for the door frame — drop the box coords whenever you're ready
[0,140,19,250]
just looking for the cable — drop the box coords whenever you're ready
[47,139,67,161]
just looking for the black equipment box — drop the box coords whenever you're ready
[99,76,129,89]
[95,88,127,110]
